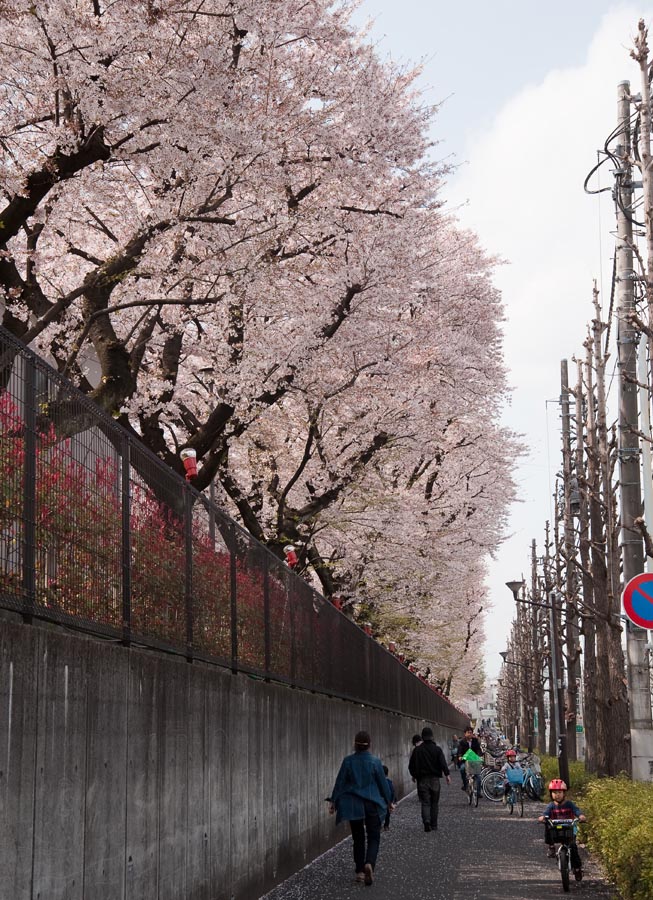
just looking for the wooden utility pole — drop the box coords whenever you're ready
[615,80,653,780]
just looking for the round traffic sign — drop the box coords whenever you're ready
[622,573,653,629]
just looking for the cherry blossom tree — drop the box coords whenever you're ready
[1,0,519,691]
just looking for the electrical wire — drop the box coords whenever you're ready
[583,151,612,195]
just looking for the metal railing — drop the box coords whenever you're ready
[0,325,465,727]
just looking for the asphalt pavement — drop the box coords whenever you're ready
[261,779,622,900]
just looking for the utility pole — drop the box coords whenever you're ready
[615,80,653,781]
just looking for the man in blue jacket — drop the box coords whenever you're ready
[329,731,394,885]
[408,726,451,831]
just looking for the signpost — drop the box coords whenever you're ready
[622,572,653,629]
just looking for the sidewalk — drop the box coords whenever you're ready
[262,780,622,900]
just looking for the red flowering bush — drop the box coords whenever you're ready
[0,391,289,668]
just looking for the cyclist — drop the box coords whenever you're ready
[456,727,482,791]
[537,779,586,880]
[500,748,522,804]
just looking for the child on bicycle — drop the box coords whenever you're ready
[500,748,522,803]
[538,779,586,880]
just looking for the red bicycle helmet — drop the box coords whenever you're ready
[506,749,517,758]
[548,778,567,791]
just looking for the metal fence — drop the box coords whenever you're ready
[0,325,465,727]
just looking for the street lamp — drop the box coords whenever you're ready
[499,655,535,675]
[506,580,525,597]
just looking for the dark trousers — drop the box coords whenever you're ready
[349,801,382,872]
[544,825,582,869]
[417,775,441,827]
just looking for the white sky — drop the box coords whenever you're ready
[354,1,653,678]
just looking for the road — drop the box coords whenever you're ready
[261,779,622,900]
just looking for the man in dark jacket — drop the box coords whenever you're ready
[408,726,451,831]
[455,727,483,790]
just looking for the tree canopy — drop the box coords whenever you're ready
[0,0,520,695]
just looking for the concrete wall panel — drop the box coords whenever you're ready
[186,669,210,900]
[125,652,159,900]
[0,620,37,900]
[83,641,128,900]
[206,667,231,900]
[228,676,250,899]
[158,658,189,900]
[32,630,87,900]
[1,619,467,900]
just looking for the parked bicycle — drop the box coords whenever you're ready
[519,752,544,800]
[481,769,505,802]
[542,817,584,892]
[505,766,525,816]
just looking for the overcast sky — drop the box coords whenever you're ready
[354,2,653,678]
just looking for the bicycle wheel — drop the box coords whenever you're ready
[474,776,480,807]
[467,781,473,805]
[525,773,544,800]
[507,787,514,815]
[481,772,504,802]
[559,846,570,893]
[517,785,524,817]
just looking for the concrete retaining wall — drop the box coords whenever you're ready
[0,618,462,900]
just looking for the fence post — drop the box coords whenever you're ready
[262,553,271,680]
[22,355,36,620]
[289,577,296,685]
[121,435,131,644]
[185,486,193,662]
[230,523,238,673]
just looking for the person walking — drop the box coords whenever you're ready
[328,731,394,886]
[408,726,451,831]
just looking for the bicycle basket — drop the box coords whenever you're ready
[465,760,483,776]
[506,767,525,785]
[550,820,576,845]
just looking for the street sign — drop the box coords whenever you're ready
[622,572,653,629]
[576,725,584,733]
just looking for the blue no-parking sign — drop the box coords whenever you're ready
[622,573,653,629]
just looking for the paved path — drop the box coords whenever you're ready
[262,782,622,900]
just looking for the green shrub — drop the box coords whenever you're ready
[539,756,593,799]
[537,758,653,897]
[582,777,653,900]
